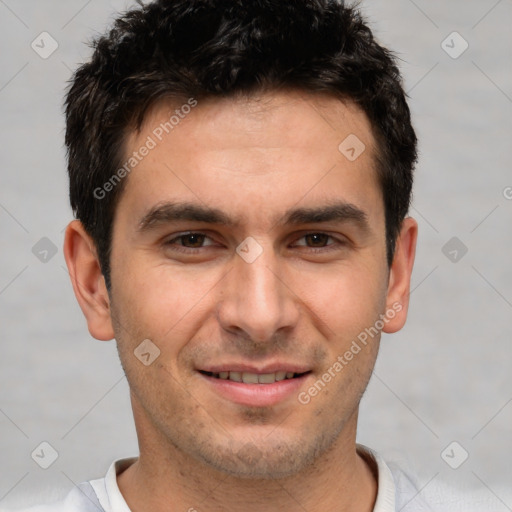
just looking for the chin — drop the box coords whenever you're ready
[191,432,334,480]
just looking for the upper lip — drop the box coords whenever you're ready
[198,363,311,374]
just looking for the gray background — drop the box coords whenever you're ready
[0,0,511,508]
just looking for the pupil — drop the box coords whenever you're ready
[306,233,328,247]
[184,234,204,247]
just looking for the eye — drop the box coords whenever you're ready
[164,232,216,251]
[297,233,331,247]
[292,232,343,250]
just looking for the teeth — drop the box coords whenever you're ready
[242,372,259,384]
[258,373,277,384]
[208,371,299,383]
[229,371,242,382]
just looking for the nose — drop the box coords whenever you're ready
[216,241,300,345]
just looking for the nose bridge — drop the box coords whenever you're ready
[217,240,298,341]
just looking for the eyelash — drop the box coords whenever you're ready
[163,231,346,254]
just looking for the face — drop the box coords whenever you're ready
[78,91,413,479]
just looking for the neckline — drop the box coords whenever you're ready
[98,444,395,512]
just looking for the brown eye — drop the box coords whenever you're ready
[164,232,216,251]
[292,232,347,254]
[304,233,330,247]
[179,233,206,248]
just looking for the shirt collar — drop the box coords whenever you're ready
[98,446,396,512]
[89,457,136,512]
[357,444,396,512]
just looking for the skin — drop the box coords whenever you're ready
[64,90,417,512]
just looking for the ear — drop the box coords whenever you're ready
[63,220,115,341]
[382,216,418,334]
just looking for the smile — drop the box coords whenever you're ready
[199,370,308,384]
[198,369,312,407]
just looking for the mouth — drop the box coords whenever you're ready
[198,370,310,384]
[197,368,312,407]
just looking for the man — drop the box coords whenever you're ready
[22,0,431,510]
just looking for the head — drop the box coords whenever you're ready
[64,0,418,479]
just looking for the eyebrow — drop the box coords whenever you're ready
[137,200,371,234]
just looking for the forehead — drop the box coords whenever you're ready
[117,90,383,231]
[138,91,376,157]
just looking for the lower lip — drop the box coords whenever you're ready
[199,372,311,407]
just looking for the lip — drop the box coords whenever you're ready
[198,363,311,374]
[198,370,312,407]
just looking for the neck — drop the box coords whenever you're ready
[117,409,377,512]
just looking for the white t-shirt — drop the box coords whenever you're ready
[3,445,471,512]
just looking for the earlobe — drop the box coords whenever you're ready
[63,220,115,341]
[382,216,418,334]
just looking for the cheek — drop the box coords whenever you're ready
[111,257,221,347]
[300,264,387,341]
